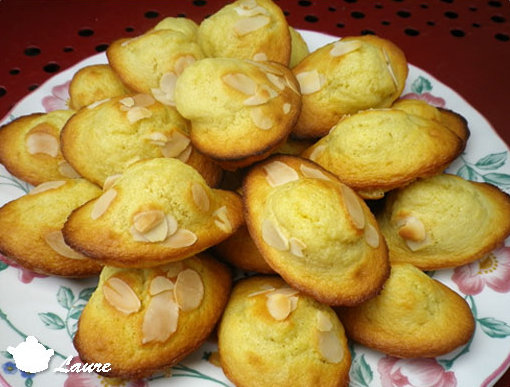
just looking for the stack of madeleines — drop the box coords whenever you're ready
[1,0,509,385]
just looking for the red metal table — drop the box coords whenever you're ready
[0,1,509,386]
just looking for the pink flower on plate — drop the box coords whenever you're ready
[0,254,47,283]
[41,80,71,112]
[400,92,446,108]
[64,357,148,387]
[378,356,457,387]
[452,246,510,295]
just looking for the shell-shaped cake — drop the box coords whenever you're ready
[377,174,510,270]
[243,155,389,306]
[0,179,103,277]
[63,158,243,268]
[69,64,131,110]
[175,58,301,170]
[74,254,231,379]
[107,17,204,98]
[292,35,408,139]
[301,108,465,199]
[218,276,351,387]
[197,0,291,65]
[0,110,79,185]
[337,263,475,358]
[60,94,222,188]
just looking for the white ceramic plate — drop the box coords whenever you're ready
[1,30,510,387]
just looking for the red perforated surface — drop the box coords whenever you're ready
[0,1,509,385]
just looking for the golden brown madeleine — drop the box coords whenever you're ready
[197,0,291,65]
[337,263,475,358]
[301,108,465,199]
[377,174,510,270]
[243,155,389,306]
[0,110,79,185]
[174,58,301,170]
[0,179,102,277]
[74,254,231,379]
[61,94,222,188]
[63,158,243,268]
[218,276,351,387]
[392,98,470,144]
[69,64,131,110]
[292,35,408,139]
[213,225,275,274]
[107,20,204,96]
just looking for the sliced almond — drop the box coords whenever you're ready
[282,103,291,114]
[58,161,80,178]
[247,286,276,298]
[91,188,117,220]
[308,144,326,162]
[317,330,344,364]
[151,87,175,106]
[174,55,196,75]
[382,48,399,89]
[119,97,135,108]
[299,164,330,181]
[29,180,66,195]
[235,1,268,16]
[271,287,299,297]
[87,98,110,109]
[213,206,232,233]
[252,52,268,61]
[340,185,365,230]
[44,230,87,260]
[243,86,271,106]
[295,70,325,95]
[330,40,362,57]
[364,223,380,249]
[316,310,333,332]
[174,269,204,311]
[263,160,299,187]
[103,174,122,191]
[191,183,210,212]
[289,237,306,257]
[284,74,300,95]
[103,276,141,315]
[238,0,257,10]
[133,210,165,234]
[149,276,174,296]
[261,218,289,251]
[176,145,192,163]
[26,132,59,157]
[159,72,178,95]
[161,131,191,158]
[250,107,273,130]
[162,228,198,248]
[266,293,292,321]
[141,130,168,146]
[289,296,299,312]
[127,106,152,124]
[222,73,257,95]
[165,261,185,278]
[406,234,431,252]
[133,93,155,107]
[266,73,286,90]
[397,216,426,242]
[142,290,179,344]
[233,15,270,36]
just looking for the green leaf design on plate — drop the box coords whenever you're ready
[78,287,96,302]
[38,312,65,330]
[0,261,8,272]
[349,354,373,387]
[411,76,432,94]
[1,350,13,359]
[456,165,478,181]
[68,304,85,320]
[25,378,34,387]
[0,174,31,194]
[482,172,510,188]
[478,317,510,338]
[57,287,75,310]
[475,152,507,170]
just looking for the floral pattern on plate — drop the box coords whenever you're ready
[1,30,510,387]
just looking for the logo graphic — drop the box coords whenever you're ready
[6,336,54,373]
